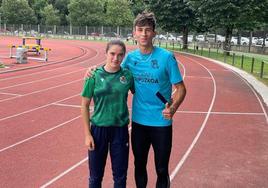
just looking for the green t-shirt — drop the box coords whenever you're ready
[81,66,134,127]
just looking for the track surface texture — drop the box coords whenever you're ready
[0,36,267,188]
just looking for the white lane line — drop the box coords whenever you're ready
[0,116,81,153]
[181,53,268,123]
[0,59,106,103]
[185,76,212,79]
[0,61,106,121]
[229,71,268,124]
[180,62,186,79]
[0,79,82,103]
[0,94,79,122]
[0,46,101,81]
[170,55,217,181]
[176,111,265,115]
[39,127,132,188]
[40,157,88,188]
[0,68,86,90]
[52,103,266,116]
[52,103,81,108]
[0,91,22,96]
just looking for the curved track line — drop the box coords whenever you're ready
[182,53,268,123]
[39,126,132,187]
[0,116,81,153]
[0,46,88,74]
[40,157,88,188]
[0,45,101,81]
[228,71,268,124]
[170,55,217,181]
[0,79,82,103]
[0,60,105,122]
[0,68,86,90]
[0,94,79,122]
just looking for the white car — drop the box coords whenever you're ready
[166,34,177,41]
[231,37,249,46]
[256,38,268,46]
[155,34,167,40]
[196,35,205,42]
[206,34,225,43]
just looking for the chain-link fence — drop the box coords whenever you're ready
[0,23,267,55]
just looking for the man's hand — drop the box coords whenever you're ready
[84,66,97,79]
[162,103,175,120]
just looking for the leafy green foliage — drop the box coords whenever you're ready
[67,0,104,26]
[105,0,134,26]
[41,4,61,26]
[0,0,37,24]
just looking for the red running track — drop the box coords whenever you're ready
[0,37,268,188]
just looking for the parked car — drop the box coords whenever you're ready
[157,34,167,40]
[206,34,225,43]
[177,35,194,43]
[166,34,177,41]
[231,37,249,46]
[90,32,100,37]
[196,35,205,42]
[126,33,133,41]
[104,32,120,38]
[251,37,259,45]
[256,38,268,46]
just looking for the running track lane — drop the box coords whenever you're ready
[0,40,267,187]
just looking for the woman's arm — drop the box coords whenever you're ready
[81,97,95,150]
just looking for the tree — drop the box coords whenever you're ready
[41,4,61,26]
[105,0,134,26]
[129,0,145,16]
[192,0,268,52]
[68,0,104,26]
[0,0,37,24]
[145,0,196,49]
[31,0,49,24]
[54,0,70,25]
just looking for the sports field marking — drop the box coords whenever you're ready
[0,68,86,90]
[176,111,265,115]
[179,60,186,79]
[0,78,82,103]
[0,91,22,96]
[52,103,82,108]
[0,45,101,81]
[52,103,265,117]
[0,60,106,121]
[0,94,79,122]
[40,157,88,188]
[0,116,81,153]
[227,69,268,124]
[170,55,217,181]
[185,76,212,79]
[39,126,132,188]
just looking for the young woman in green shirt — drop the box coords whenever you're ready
[81,40,134,188]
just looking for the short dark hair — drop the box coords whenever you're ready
[133,11,156,31]
[106,40,126,55]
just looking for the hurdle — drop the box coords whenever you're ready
[8,45,51,62]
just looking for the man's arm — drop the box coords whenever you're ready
[162,81,186,119]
